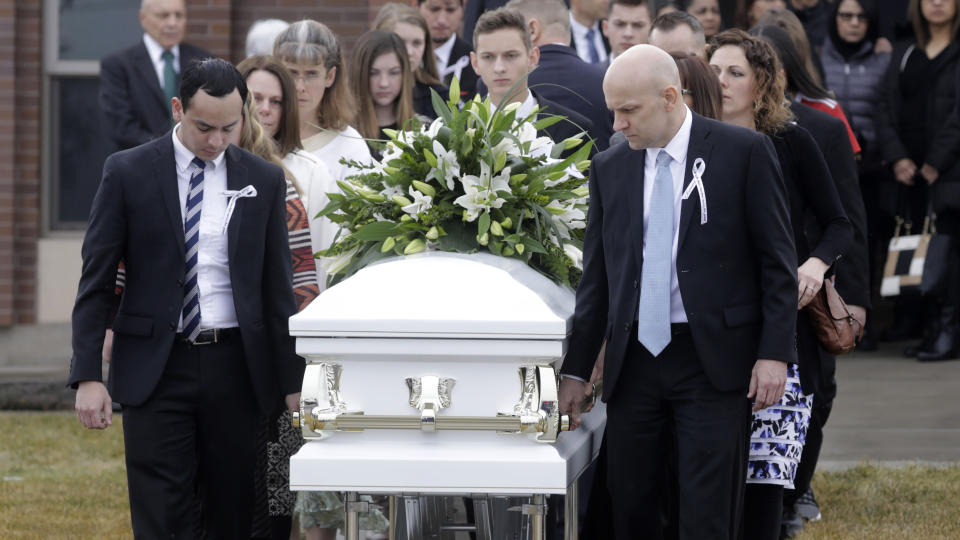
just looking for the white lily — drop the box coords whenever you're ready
[426,140,461,190]
[563,244,583,270]
[454,161,512,221]
[401,185,433,220]
[423,117,444,139]
[318,247,359,275]
[547,199,587,230]
[378,183,405,198]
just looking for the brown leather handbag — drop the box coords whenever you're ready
[804,278,864,355]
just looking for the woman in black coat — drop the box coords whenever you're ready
[709,29,853,540]
[875,0,960,361]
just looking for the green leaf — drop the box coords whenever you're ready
[423,148,438,168]
[351,221,400,241]
[430,88,453,124]
[478,212,491,236]
[520,235,548,254]
[532,115,564,130]
[448,76,461,106]
[437,220,479,252]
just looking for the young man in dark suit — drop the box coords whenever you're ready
[72,58,302,538]
[507,0,613,150]
[99,0,212,150]
[559,45,799,539]
[569,0,612,64]
[470,8,594,154]
[419,0,479,98]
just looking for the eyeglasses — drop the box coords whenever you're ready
[837,12,868,22]
[681,89,692,96]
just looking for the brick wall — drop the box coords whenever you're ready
[0,0,14,326]
[0,0,400,326]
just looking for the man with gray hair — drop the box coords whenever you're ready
[244,18,289,58]
[560,45,798,538]
[506,0,613,150]
[99,0,212,150]
[648,10,708,59]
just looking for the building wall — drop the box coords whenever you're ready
[5,0,404,328]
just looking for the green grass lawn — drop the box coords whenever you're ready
[1,412,958,538]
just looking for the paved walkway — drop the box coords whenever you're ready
[820,341,960,468]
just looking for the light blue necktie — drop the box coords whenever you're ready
[637,150,674,356]
[181,157,205,342]
[585,28,601,64]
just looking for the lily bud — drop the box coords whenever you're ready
[392,195,413,207]
[426,226,440,240]
[501,217,513,229]
[359,190,386,203]
[516,243,525,255]
[383,166,400,176]
[412,180,436,197]
[477,232,489,246]
[577,160,591,172]
[382,128,399,140]
[572,186,590,197]
[563,137,583,150]
[503,246,515,256]
[423,148,439,168]
[400,214,413,222]
[404,238,426,254]
[490,221,504,236]
[381,237,396,252]
[546,206,567,215]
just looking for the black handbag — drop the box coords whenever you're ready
[880,202,952,297]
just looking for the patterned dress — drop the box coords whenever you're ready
[745,364,813,488]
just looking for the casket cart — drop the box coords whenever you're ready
[289,253,606,539]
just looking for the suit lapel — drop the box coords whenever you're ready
[155,137,185,258]
[133,42,169,112]
[226,146,249,265]
[678,114,713,251]
[627,148,647,274]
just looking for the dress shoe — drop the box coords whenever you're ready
[917,306,958,362]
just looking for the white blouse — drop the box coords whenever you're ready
[302,125,373,182]
[282,148,340,290]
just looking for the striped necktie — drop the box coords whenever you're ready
[585,27,601,64]
[637,150,674,356]
[181,157,205,342]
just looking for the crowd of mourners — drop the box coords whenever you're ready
[77,0,960,539]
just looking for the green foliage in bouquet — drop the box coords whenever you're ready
[316,82,593,287]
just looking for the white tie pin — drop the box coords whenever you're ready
[221,185,258,234]
[681,158,707,225]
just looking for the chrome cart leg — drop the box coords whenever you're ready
[471,495,493,540]
[564,481,579,540]
[528,494,547,540]
[344,492,364,540]
[404,495,423,540]
[389,496,397,540]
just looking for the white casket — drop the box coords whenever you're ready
[288,252,606,538]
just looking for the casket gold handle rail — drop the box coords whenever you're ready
[292,363,595,443]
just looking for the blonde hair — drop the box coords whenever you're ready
[373,3,443,86]
[273,19,355,131]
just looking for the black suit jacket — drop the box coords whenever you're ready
[569,25,612,63]
[68,135,302,412]
[562,113,798,399]
[99,41,213,150]
[446,36,479,100]
[534,92,595,158]
[529,44,614,151]
[790,102,870,309]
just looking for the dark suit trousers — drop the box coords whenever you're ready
[605,330,752,540]
[122,336,260,539]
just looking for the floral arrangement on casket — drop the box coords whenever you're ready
[317,85,594,288]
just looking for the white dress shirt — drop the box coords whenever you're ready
[172,126,238,330]
[515,89,538,118]
[434,34,457,75]
[642,105,692,323]
[143,33,180,89]
[569,13,608,64]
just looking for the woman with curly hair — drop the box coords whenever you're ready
[708,29,852,540]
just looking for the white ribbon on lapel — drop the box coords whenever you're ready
[681,158,707,225]
[220,185,257,234]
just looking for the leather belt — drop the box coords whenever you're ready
[176,327,240,345]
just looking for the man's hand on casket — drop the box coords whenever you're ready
[559,377,589,430]
[76,381,113,430]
